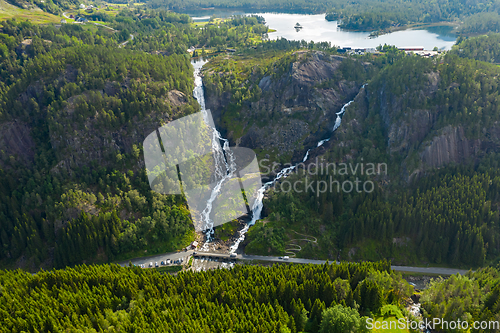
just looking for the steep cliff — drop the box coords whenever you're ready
[204,51,368,165]
[49,88,189,172]
[358,55,500,180]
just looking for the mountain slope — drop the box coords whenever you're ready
[230,50,500,267]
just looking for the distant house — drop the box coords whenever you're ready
[60,19,66,24]
[337,47,351,54]
[79,3,85,9]
[398,47,424,51]
[69,14,74,18]
[191,241,199,249]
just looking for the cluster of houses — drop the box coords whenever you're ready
[337,47,377,55]
[62,14,89,23]
[74,17,89,23]
[336,46,441,58]
[79,3,95,10]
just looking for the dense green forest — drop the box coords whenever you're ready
[422,266,500,332]
[3,261,500,332]
[0,10,272,270]
[323,0,500,32]
[0,18,197,270]
[207,44,500,267]
[0,260,414,332]
[451,33,500,63]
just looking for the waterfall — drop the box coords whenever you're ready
[192,58,237,250]
[229,88,365,253]
[191,56,366,254]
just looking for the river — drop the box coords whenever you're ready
[189,12,457,50]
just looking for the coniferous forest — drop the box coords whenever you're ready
[0,11,270,269]
[3,0,500,331]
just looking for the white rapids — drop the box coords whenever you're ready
[190,57,366,254]
[192,58,237,251]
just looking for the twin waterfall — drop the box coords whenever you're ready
[190,58,362,253]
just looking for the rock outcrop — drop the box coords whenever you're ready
[364,69,500,180]
[420,126,481,168]
[49,90,186,171]
[0,120,35,167]
[204,51,367,164]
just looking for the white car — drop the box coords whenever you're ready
[149,262,153,267]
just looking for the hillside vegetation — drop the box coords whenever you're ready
[0,260,411,332]
[0,0,60,23]
[0,11,270,270]
[223,44,500,268]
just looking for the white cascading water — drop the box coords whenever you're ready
[228,87,367,253]
[192,59,237,251]
[191,57,366,254]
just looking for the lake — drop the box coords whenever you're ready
[190,12,457,50]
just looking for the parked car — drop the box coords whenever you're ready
[161,261,164,265]
[149,262,153,267]
[155,262,159,267]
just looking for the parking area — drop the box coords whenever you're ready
[120,251,193,270]
[191,257,236,272]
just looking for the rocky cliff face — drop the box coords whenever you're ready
[207,51,500,181]
[420,126,481,168]
[204,51,367,165]
[365,69,500,180]
[0,120,35,167]
[374,71,440,156]
[49,89,188,172]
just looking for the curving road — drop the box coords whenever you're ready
[285,231,318,257]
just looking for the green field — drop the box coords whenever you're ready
[0,0,60,23]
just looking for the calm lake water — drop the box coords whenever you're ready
[189,12,457,50]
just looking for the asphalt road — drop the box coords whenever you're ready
[118,251,471,275]
[241,254,471,275]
